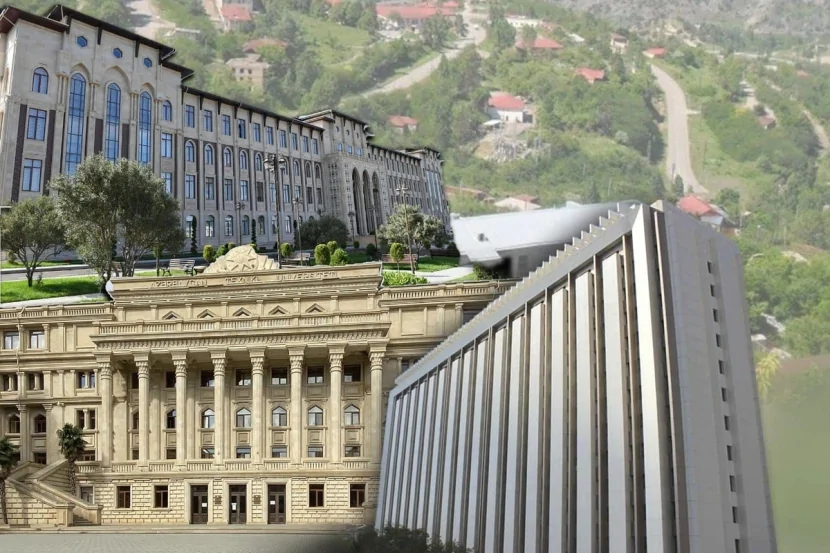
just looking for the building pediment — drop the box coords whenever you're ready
[203,245,277,274]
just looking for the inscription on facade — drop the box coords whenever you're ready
[278,271,338,281]
[225,276,262,285]
[151,279,208,288]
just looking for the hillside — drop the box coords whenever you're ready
[541,0,830,35]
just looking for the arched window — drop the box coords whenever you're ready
[257,216,265,235]
[201,408,215,429]
[132,411,139,430]
[224,215,234,236]
[344,405,360,426]
[34,414,47,434]
[314,163,322,180]
[64,73,86,174]
[161,100,172,121]
[241,215,250,236]
[307,406,323,426]
[8,414,20,434]
[204,144,214,165]
[293,159,300,177]
[239,151,248,170]
[272,406,287,427]
[205,215,215,238]
[32,67,48,94]
[305,162,312,178]
[185,140,195,162]
[236,408,251,428]
[138,91,152,165]
[254,153,263,171]
[166,409,176,429]
[104,83,121,161]
[223,147,232,167]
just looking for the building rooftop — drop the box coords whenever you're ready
[221,5,252,22]
[516,36,563,50]
[643,47,667,57]
[487,92,526,111]
[387,115,419,127]
[376,2,457,20]
[243,38,287,53]
[226,53,269,68]
[575,67,606,83]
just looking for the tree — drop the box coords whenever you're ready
[331,248,349,266]
[51,156,185,287]
[280,242,294,259]
[519,25,537,49]
[756,351,780,401]
[327,240,340,256]
[673,174,685,197]
[314,244,331,265]
[250,220,258,248]
[297,216,350,249]
[378,205,446,256]
[366,243,378,260]
[421,15,451,50]
[203,245,216,264]
[56,423,85,494]
[190,220,198,255]
[389,242,405,271]
[0,437,17,524]
[0,196,66,287]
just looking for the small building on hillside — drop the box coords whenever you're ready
[676,195,737,235]
[376,2,458,30]
[487,92,528,123]
[494,194,542,212]
[643,47,667,59]
[387,115,419,133]
[242,38,287,54]
[505,15,545,29]
[444,186,493,202]
[226,54,270,89]
[757,115,777,130]
[610,33,628,53]
[515,36,563,52]
[220,5,253,31]
[575,67,606,84]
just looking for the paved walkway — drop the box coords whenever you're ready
[0,293,106,309]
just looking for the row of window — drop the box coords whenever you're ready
[131,443,361,462]
[1,372,45,392]
[4,409,95,433]
[130,366,363,389]
[162,404,362,430]
[2,330,43,350]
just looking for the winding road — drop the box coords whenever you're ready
[651,64,708,195]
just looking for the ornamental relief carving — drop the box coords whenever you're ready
[98,330,388,350]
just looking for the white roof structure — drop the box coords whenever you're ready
[451,200,639,265]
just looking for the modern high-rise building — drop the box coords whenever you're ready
[0,5,450,247]
[377,201,777,553]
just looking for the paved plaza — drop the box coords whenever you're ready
[0,532,355,553]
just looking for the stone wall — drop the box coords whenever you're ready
[41,462,72,494]
[4,480,58,527]
[96,478,187,524]
[289,476,375,524]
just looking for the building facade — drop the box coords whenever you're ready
[377,201,777,553]
[0,5,449,250]
[0,246,512,526]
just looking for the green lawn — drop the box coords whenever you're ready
[1,260,73,269]
[0,277,99,303]
[415,256,460,273]
[292,11,372,65]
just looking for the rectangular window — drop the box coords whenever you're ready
[3,332,19,350]
[307,366,324,384]
[284,215,292,234]
[185,174,196,199]
[22,159,43,192]
[222,115,231,135]
[240,180,249,202]
[291,132,298,150]
[205,177,215,200]
[302,136,309,152]
[203,110,213,131]
[236,370,252,386]
[727,445,733,461]
[317,188,323,206]
[162,172,173,195]
[266,126,274,145]
[345,445,361,458]
[309,484,324,507]
[29,331,45,349]
[80,451,96,462]
[236,447,251,459]
[732,506,738,523]
[116,486,131,509]
[718,359,725,374]
[356,147,362,157]
[131,449,139,460]
[33,452,47,464]
[256,181,264,202]
[713,309,719,322]
[347,145,353,154]
[271,368,288,385]
[185,105,195,128]
[279,129,287,148]
[166,448,176,460]
[710,284,716,297]
[201,447,215,459]
[724,415,730,431]
[253,123,261,142]
[312,138,319,155]
[238,118,246,139]
[707,261,713,273]
[306,186,313,205]
[729,475,735,492]
[721,388,727,402]
[282,184,290,205]
[27,108,47,140]
[165,371,176,388]
[349,483,365,508]
[200,370,215,388]
[161,133,173,157]
[154,485,169,508]
[337,143,343,152]
[271,446,287,458]
[307,446,324,458]
[77,410,86,429]
[343,365,362,383]
[224,179,234,201]
[716,334,722,347]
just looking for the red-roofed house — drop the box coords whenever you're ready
[487,92,528,123]
[797,69,810,78]
[610,33,628,54]
[242,38,287,54]
[643,47,667,59]
[516,36,563,52]
[220,5,252,31]
[388,115,419,133]
[376,3,458,29]
[677,195,736,234]
[575,68,606,84]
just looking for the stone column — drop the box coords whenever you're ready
[19,405,30,463]
[211,350,227,465]
[97,356,113,468]
[289,346,305,465]
[135,353,151,466]
[187,376,196,460]
[44,404,55,464]
[329,346,345,464]
[172,352,189,466]
[369,347,386,465]
[250,349,266,465]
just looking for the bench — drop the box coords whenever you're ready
[162,258,195,276]
[382,253,419,267]
[280,252,311,266]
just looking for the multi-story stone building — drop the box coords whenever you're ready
[0,4,449,249]
[0,246,512,526]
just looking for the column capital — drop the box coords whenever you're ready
[170,350,189,363]
[251,356,265,375]
[210,348,228,361]
[18,405,28,413]
[173,358,188,377]
[369,350,385,369]
[248,346,267,360]
[289,346,305,372]
[43,403,53,412]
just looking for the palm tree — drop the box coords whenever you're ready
[0,437,18,525]
[56,423,86,494]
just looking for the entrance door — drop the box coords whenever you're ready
[267,484,286,524]
[190,485,209,524]
[228,485,247,524]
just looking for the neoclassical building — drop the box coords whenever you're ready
[0,247,512,526]
[0,4,450,247]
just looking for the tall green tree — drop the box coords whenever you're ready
[0,437,17,524]
[0,196,66,287]
[51,156,185,286]
[56,423,85,494]
[378,205,446,255]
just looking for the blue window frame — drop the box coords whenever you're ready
[32,68,48,94]
[223,179,234,201]
[204,110,213,132]
[185,105,195,128]
[162,172,173,194]
[143,57,152,68]
[240,180,249,201]
[22,159,42,192]
[27,108,47,141]
[302,136,309,153]
[205,144,214,165]
[279,130,287,148]
[238,118,246,139]
[138,92,152,165]
[161,133,173,158]
[162,101,172,122]
[312,138,319,155]
[240,151,248,170]
[113,48,123,59]
[291,132,298,150]
[76,36,87,47]
[105,83,121,161]
[185,174,196,199]
[222,115,231,135]
[253,123,261,142]
[185,140,195,162]
[64,73,86,175]
[266,126,274,145]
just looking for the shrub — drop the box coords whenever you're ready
[382,271,428,286]
[202,245,216,264]
[331,248,349,266]
[314,244,331,265]
[389,242,405,263]
[280,242,294,259]
[217,244,229,257]
[446,241,460,257]
[327,240,340,255]
[365,243,378,260]
[353,240,360,249]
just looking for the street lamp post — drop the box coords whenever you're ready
[293,196,304,266]
[348,211,355,244]
[264,154,287,266]
[369,207,379,250]
[235,201,245,246]
[395,186,415,275]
